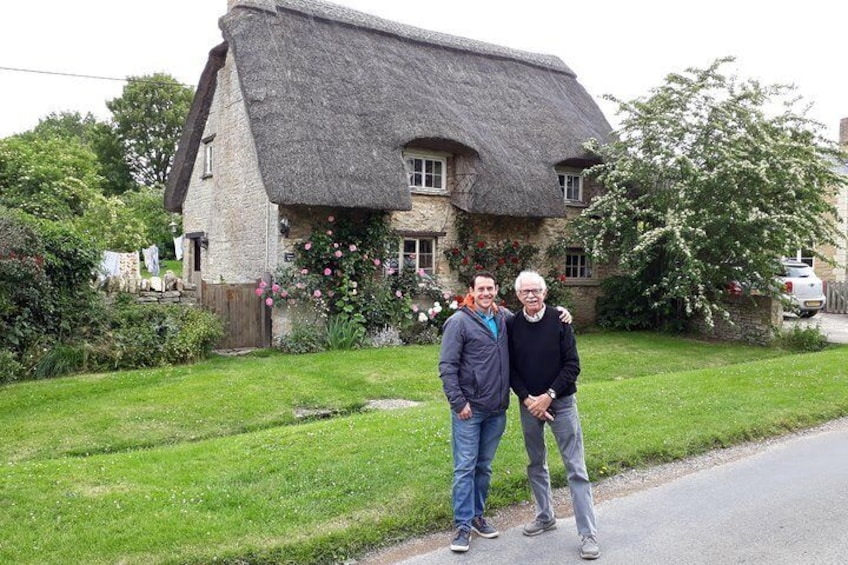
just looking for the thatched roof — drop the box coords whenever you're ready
[165,0,611,217]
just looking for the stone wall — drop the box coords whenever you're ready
[689,295,782,345]
[100,273,198,306]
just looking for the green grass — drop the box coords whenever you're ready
[141,258,181,279]
[2,333,846,564]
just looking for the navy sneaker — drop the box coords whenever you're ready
[471,516,499,538]
[450,528,471,552]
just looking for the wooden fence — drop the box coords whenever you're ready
[201,282,270,349]
[824,281,848,314]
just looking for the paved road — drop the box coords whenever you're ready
[391,419,848,565]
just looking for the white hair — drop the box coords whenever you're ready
[514,270,546,292]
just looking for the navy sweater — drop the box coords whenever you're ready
[508,307,580,401]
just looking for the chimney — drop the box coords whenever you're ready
[841,117,848,147]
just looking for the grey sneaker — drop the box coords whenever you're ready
[523,517,557,536]
[471,516,499,538]
[450,528,470,552]
[580,535,601,560]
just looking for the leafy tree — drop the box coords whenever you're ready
[0,134,146,251]
[28,111,137,195]
[575,57,847,329]
[106,73,194,187]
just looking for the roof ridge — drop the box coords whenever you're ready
[227,0,575,76]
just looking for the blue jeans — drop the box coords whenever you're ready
[451,409,507,530]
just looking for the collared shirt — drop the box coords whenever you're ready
[522,304,547,323]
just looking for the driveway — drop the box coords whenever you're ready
[784,311,848,344]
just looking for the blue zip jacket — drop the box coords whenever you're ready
[438,306,512,413]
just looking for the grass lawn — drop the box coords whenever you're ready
[2,332,846,564]
[141,258,181,279]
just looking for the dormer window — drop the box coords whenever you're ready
[405,152,446,194]
[557,169,583,203]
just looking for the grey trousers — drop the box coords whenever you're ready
[518,394,597,537]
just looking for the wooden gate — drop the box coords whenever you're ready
[824,281,848,314]
[201,281,270,349]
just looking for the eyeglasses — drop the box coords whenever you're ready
[518,288,544,296]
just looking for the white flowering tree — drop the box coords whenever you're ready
[575,57,847,328]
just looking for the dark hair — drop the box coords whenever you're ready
[469,271,497,289]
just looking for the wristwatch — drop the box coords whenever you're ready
[546,388,557,399]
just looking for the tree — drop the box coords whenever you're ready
[0,134,146,251]
[574,57,847,328]
[106,73,194,187]
[28,111,137,195]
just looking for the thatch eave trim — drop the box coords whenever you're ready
[164,42,228,213]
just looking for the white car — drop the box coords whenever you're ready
[778,260,826,318]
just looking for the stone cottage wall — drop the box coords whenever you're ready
[689,295,781,345]
[181,51,277,285]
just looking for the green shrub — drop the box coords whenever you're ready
[778,324,828,352]
[0,349,22,383]
[400,323,440,345]
[278,323,327,354]
[87,300,223,371]
[163,307,225,363]
[33,343,89,379]
[326,315,366,350]
[596,274,656,330]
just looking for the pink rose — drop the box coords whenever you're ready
[301,268,309,275]
[349,244,357,252]
[272,284,280,293]
[328,216,335,223]
[334,250,342,258]
[395,290,403,298]
[304,242,312,250]
[254,288,263,296]
[313,289,322,298]
[265,297,274,307]
[259,280,267,288]
[412,304,419,312]
[373,258,381,266]
[333,243,339,249]
[324,268,332,276]
[280,290,289,298]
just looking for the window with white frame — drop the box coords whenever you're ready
[405,153,446,193]
[788,247,815,267]
[202,135,215,178]
[564,249,592,279]
[557,170,583,202]
[386,237,436,275]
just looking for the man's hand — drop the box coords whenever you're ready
[457,402,473,420]
[555,306,572,324]
[524,395,554,421]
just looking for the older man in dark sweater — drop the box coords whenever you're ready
[508,270,600,560]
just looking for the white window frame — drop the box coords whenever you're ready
[202,135,215,178]
[386,236,436,275]
[405,152,447,194]
[788,247,815,267]
[557,169,583,203]
[564,249,592,279]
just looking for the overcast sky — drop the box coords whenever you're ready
[1,0,845,141]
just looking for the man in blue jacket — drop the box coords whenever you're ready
[439,272,510,552]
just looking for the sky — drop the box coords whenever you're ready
[1,0,846,141]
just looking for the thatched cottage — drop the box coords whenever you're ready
[165,0,612,341]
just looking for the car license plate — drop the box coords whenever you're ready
[804,300,822,308]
